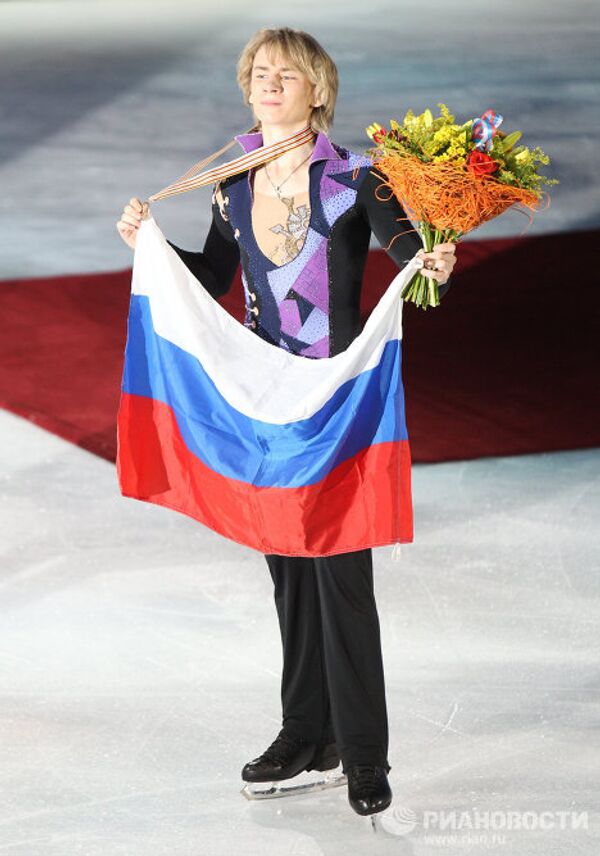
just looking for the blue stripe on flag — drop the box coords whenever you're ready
[121,295,408,487]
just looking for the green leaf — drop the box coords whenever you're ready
[502,130,522,151]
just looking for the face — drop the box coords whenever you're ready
[248,44,321,130]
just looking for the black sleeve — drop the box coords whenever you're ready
[356,166,452,301]
[165,185,240,299]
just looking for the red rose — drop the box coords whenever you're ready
[373,127,387,143]
[467,150,498,176]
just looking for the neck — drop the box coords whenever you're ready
[259,121,311,147]
[258,121,316,176]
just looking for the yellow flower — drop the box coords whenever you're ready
[366,122,385,141]
[423,124,467,161]
[437,102,456,124]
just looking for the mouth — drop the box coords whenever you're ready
[261,101,282,106]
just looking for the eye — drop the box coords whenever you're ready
[254,72,296,79]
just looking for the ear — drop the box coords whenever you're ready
[311,84,323,109]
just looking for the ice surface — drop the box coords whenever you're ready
[1,408,598,853]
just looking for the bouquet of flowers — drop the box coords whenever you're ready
[365,104,559,309]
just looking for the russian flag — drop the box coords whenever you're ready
[116,217,423,557]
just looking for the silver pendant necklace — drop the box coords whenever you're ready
[264,150,312,201]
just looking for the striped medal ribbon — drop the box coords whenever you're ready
[148,123,315,203]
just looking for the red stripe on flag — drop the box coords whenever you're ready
[116,392,413,556]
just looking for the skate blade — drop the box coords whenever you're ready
[241,768,347,801]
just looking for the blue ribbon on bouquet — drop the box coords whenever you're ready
[471,109,503,152]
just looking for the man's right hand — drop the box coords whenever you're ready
[116,197,150,249]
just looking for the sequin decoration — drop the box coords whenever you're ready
[226,141,375,359]
[269,231,329,350]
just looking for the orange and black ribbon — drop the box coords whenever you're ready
[148,124,315,202]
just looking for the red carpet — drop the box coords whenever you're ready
[2,229,598,463]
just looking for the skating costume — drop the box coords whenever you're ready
[166,129,451,775]
[167,129,450,358]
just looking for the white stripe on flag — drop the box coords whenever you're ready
[131,217,423,425]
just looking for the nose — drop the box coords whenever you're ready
[262,74,282,92]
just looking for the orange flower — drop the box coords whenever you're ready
[369,153,541,234]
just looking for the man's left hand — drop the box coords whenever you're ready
[416,242,457,285]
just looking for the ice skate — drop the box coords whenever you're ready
[240,727,346,800]
[346,764,392,816]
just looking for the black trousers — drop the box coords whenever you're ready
[265,547,391,774]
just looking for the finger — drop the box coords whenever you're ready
[432,242,456,251]
[422,269,449,283]
[125,204,142,219]
[422,256,455,276]
[419,249,452,264]
[130,197,143,212]
[122,212,142,227]
[116,223,135,236]
[419,253,449,272]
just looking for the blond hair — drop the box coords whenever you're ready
[236,27,339,134]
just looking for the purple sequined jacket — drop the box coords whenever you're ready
[167,129,451,359]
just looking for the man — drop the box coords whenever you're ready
[116,26,456,817]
